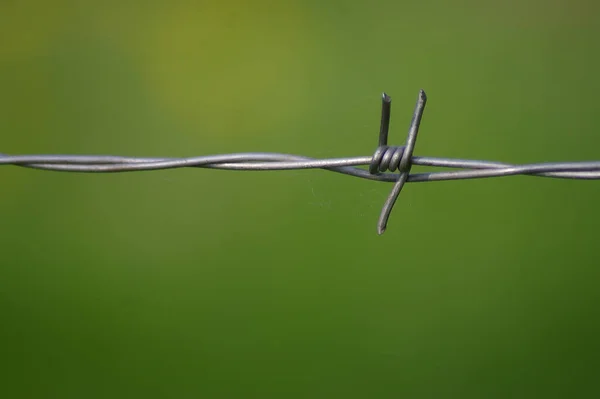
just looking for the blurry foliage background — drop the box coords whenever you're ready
[1,0,599,397]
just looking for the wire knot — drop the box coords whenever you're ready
[369,90,427,235]
[369,145,406,174]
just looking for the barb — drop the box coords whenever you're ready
[2,90,599,234]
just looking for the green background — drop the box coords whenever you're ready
[1,1,599,397]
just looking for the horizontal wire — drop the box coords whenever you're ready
[1,153,599,182]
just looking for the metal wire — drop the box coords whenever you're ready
[2,90,599,234]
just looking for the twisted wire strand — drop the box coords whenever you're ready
[2,90,598,234]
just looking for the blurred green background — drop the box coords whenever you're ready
[1,0,599,397]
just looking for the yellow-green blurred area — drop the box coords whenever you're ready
[1,0,599,397]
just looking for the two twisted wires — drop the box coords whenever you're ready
[2,90,599,234]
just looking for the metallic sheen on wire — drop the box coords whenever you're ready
[2,90,598,234]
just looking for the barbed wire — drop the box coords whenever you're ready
[2,90,599,234]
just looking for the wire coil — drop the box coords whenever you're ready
[369,146,406,173]
[2,90,599,235]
